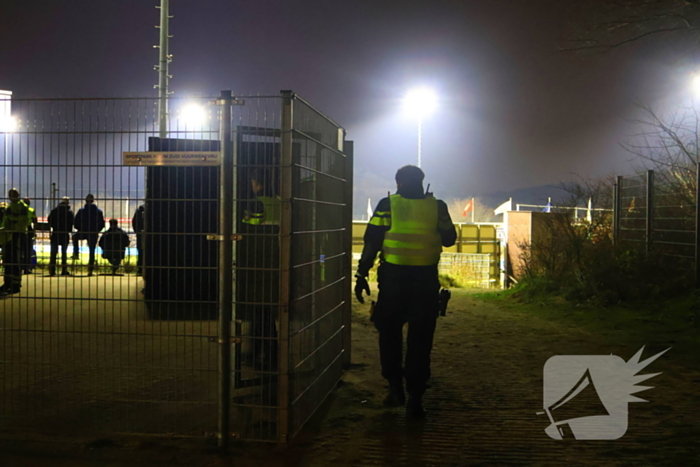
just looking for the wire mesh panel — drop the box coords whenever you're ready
[0,96,222,439]
[0,92,351,445]
[438,253,492,288]
[229,96,284,442]
[651,172,696,260]
[287,95,347,440]
[618,170,697,261]
[618,172,647,246]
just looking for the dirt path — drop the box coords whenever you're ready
[286,289,700,466]
[1,288,698,466]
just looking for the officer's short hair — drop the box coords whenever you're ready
[8,188,20,199]
[395,165,424,186]
[86,194,95,203]
[109,218,118,225]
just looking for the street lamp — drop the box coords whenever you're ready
[404,88,437,168]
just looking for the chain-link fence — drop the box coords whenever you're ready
[0,92,352,444]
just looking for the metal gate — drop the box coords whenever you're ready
[0,91,353,444]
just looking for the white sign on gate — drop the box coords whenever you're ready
[123,151,221,166]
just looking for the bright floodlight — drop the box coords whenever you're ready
[691,75,700,97]
[404,88,438,119]
[0,115,17,133]
[179,103,207,127]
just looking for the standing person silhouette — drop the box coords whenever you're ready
[48,197,74,276]
[0,188,31,296]
[72,194,105,276]
[132,204,145,276]
[355,165,456,419]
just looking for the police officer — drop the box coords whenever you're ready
[240,169,281,372]
[355,165,456,419]
[0,188,31,296]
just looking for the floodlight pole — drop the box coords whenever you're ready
[417,118,422,168]
[156,0,171,138]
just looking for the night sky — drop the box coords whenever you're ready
[1,1,697,211]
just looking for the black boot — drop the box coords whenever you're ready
[383,380,406,407]
[406,395,426,420]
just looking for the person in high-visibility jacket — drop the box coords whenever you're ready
[240,170,281,373]
[355,165,456,419]
[0,188,31,296]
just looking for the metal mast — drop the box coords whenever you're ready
[155,0,172,138]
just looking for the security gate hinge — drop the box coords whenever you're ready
[207,234,243,241]
[211,98,245,106]
[208,336,242,344]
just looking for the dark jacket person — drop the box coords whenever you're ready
[72,193,105,276]
[99,219,130,275]
[48,197,75,276]
[355,165,456,419]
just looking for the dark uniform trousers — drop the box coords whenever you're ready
[49,232,70,274]
[373,262,440,398]
[4,233,27,290]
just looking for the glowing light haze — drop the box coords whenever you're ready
[404,88,438,120]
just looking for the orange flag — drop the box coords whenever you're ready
[462,199,474,217]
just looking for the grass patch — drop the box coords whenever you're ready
[471,288,700,366]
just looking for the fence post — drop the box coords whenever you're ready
[277,90,294,444]
[342,141,354,369]
[696,162,700,287]
[646,170,654,255]
[217,90,234,448]
[613,176,621,245]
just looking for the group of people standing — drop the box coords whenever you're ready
[0,189,134,297]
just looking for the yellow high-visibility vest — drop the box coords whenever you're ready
[382,194,442,266]
[242,196,281,226]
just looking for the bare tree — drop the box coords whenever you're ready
[560,174,616,210]
[563,0,700,53]
[623,105,699,204]
[446,198,495,223]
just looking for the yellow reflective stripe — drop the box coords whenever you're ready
[369,215,391,227]
[385,232,430,244]
[374,211,390,216]
[383,246,440,257]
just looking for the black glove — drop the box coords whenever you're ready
[355,274,370,304]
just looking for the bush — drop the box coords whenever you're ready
[517,212,693,305]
